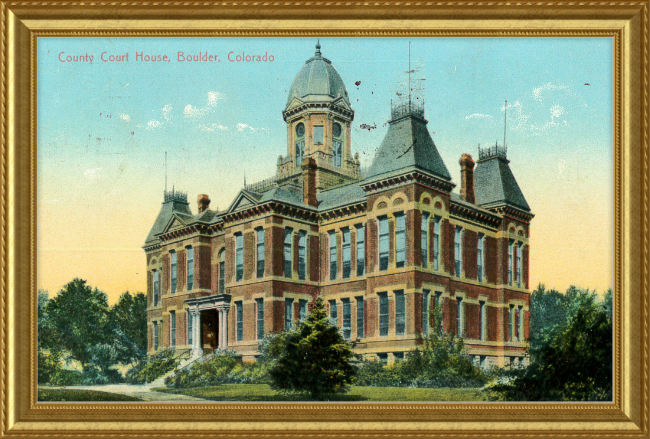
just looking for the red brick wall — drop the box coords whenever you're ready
[271,226,285,277]
[366,295,377,337]
[413,292,422,334]
[499,237,509,285]
[309,235,320,282]
[485,236,498,284]
[443,220,455,275]
[263,228,272,277]
[271,299,284,332]
[407,209,416,266]
[465,302,480,339]
[147,271,153,305]
[463,230,478,280]
[177,250,186,292]
[226,235,235,283]
[198,246,212,290]
[163,254,170,293]
[366,219,377,272]
[244,231,254,281]
[320,233,328,281]
[523,244,530,289]
[487,306,498,341]
[448,298,458,335]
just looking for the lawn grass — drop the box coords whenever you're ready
[38,388,142,402]
[154,384,487,402]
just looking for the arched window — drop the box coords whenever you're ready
[295,122,305,166]
[332,122,342,167]
[218,248,225,294]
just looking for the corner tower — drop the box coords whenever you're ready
[279,42,360,190]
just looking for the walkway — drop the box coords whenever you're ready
[46,383,207,402]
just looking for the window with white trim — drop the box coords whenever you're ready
[342,299,351,340]
[298,231,307,280]
[235,233,243,282]
[356,224,365,276]
[454,226,463,276]
[170,311,176,347]
[329,231,337,280]
[395,213,406,268]
[421,212,429,268]
[256,228,265,279]
[378,216,389,271]
[284,228,293,278]
[170,251,177,294]
[342,228,351,278]
[186,246,194,290]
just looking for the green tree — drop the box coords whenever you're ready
[45,279,111,370]
[269,297,355,399]
[107,291,148,364]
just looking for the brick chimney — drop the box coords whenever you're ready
[197,194,211,213]
[302,157,318,207]
[459,154,476,204]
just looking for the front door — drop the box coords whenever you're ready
[201,309,219,350]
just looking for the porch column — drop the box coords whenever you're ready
[191,309,202,358]
[217,307,225,350]
[223,306,230,349]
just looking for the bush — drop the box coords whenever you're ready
[125,349,179,384]
[165,351,266,389]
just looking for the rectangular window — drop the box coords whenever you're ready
[256,228,265,278]
[395,290,405,336]
[517,243,522,287]
[433,216,441,270]
[356,224,365,276]
[219,258,225,294]
[236,301,243,342]
[295,140,304,166]
[456,297,464,336]
[329,231,337,280]
[508,240,514,286]
[395,213,406,268]
[187,310,193,345]
[479,301,486,341]
[236,234,244,282]
[477,233,484,282]
[153,270,160,306]
[509,304,515,341]
[379,293,389,337]
[153,322,159,350]
[170,311,176,347]
[518,305,525,341]
[422,290,430,335]
[356,297,364,339]
[342,299,351,340]
[342,228,351,278]
[454,226,462,276]
[299,299,308,322]
[186,247,194,290]
[170,251,177,294]
[313,126,324,144]
[333,140,342,167]
[421,212,429,268]
[329,300,338,327]
[379,216,389,271]
[298,231,306,280]
[285,298,294,330]
[284,228,293,278]
[256,298,265,340]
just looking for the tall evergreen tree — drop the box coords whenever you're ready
[269,297,355,399]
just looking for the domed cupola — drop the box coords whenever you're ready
[284,42,351,110]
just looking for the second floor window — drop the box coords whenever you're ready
[329,231,337,280]
[508,240,514,286]
[477,233,484,282]
[378,216,389,271]
[298,231,306,280]
[186,247,194,290]
[356,224,365,276]
[517,243,522,287]
[421,212,429,268]
[433,216,441,270]
[170,251,177,294]
[395,290,405,336]
[256,298,265,340]
[256,228,265,278]
[379,293,389,336]
[153,270,160,306]
[236,301,243,341]
[454,226,463,276]
[342,228,351,278]
[285,298,294,330]
[342,299,351,340]
[235,234,243,282]
[329,300,338,327]
[395,213,406,268]
[218,249,225,294]
[284,228,293,278]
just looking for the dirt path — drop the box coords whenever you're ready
[45,384,207,402]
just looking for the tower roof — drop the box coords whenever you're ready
[365,111,452,183]
[285,42,350,108]
[144,189,193,245]
[474,151,531,212]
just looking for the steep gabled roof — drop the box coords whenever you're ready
[474,156,531,212]
[145,197,193,245]
[365,114,451,183]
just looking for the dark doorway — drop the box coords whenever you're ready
[201,309,219,350]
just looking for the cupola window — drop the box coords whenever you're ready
[295,122,305,166]
[313,126,324,145]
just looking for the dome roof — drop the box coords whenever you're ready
[285,43,351,108]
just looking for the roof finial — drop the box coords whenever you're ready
[315,39,321,57]
[244,171,247,188]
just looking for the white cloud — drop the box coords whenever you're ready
[465,113,494,121]
[236,123,268,133]
[532,83,571,101]
[550,104,565,119]
[118,113,130,122]
[207,91,225,106]
[199,123,229,132]
[162,104,173,122]
[184,91,226,119]
[146,120,162,130]
[502,101,531,132]
[83,167,101,181]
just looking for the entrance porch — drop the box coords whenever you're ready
[185,294,231,358]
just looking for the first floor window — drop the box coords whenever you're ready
[342,299,351,340]
[422,290,430,335]
[378,216,389,271]
[456,297,464,336]
[236,301,244,342]
[356,296,364,339]
[187,310,193,345]
[329,300,338,327]
[170,311,176,347]
[508,305,515,341]
[395,290,405,335]
[299,299,308,322]
[285,298,294,330]
[153,322,159,350]
[256,298,265,340]
[379,293,389,337]
[518,306,525,341]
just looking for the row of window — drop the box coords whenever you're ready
[152,246,194,306]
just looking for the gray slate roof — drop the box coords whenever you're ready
[145,199,193,244]
[286,44,350,109]
[474,156,531,212]
[365,115,452,183]
[317,181,366,211]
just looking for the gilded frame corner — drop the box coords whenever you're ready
[1,2,648,437]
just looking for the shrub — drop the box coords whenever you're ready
[165,351,265,388]
[125,349,179,384]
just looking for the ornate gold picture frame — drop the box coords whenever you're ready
[2,1,648,437]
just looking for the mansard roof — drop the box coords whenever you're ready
[145,191,193,245]
[317,181,366,211]
[474,155,531,212]
[365,113,452,184]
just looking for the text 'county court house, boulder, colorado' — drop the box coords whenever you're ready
[144,43,534,368]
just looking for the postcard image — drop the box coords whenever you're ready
[36,37,613,403]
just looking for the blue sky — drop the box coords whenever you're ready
[37,37,614,302]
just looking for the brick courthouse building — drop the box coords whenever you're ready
[144,43,534,367]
